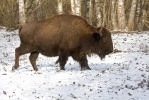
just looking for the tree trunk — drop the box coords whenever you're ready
[95,0,102,27]
[89,0,94,25]
[70,0,76,14]
[135,0,142,31]
[81,0,87,18]
[102,0,106,26]
[86,0,90,22]
[117,0,126,31]
[142,1,149,31]
[63,0,71,14]
[58,0,63,14]
[19,0,26,25]
[128,0,137,31]
[111,0,118,30]
[75,0,81,15]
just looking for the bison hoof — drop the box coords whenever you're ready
[81,67,91,71]
[12,66,16,71]
[87,67,91,70]
[60,68,65,70]
[33,68,38,71]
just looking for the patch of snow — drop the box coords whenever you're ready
[0,29,149,100]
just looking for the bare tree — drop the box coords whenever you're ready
[135,0,142,31]
[63,0,71,14]
[19,0,26,25]
[128,0,137,31]
[142,0,149,31]
[58,0,63,14]
[89,0,94,25]
[85,0,90,22]
[111,0,118,30]
[117,0,126,31]
[81,0,87,18]
[95,0,102,27]
[70,0,76,14]
[102,0,106,26]
[75,0,81,15]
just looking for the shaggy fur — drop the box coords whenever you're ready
[13,14,113,71]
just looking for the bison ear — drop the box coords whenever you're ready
[93,33,101,41]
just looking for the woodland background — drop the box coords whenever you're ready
[0,0,149,31]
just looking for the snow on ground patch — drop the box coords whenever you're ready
[0,29,149,100]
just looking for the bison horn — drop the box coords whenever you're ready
[99,27,103,37]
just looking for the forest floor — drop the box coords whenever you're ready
[0,28,149,100]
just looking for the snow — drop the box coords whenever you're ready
[0,28,149,100]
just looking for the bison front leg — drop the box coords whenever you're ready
[29,51,39,71]
[79,54,91,71]
[58,52,68,70]
[71,53,91,70]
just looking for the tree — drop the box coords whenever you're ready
[75,0,81,15]
[63,0,71,14]
[70,0,81,15]
[128,0,137,31]
[19,0,26,25]
[70,0,76,14]
[95,0,102,27]
[117,0,126,31]
[81,0,87,18]
[135,0,142,31]
[85,0,90,22]
[58,0,63,14]
[111,0,118,30]
[89,0,95,25]
[142,0,149,31]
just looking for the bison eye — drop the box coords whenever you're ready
[93,33,100,41]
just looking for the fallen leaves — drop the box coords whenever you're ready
[3,91,6,95]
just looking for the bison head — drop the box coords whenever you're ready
[92,27,113,59]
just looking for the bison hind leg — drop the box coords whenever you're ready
[58,51,69,70]
[13,44,35,70]
[29,51,39,71]
[55,58,59,64]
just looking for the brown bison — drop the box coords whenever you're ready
[12,14,113,71]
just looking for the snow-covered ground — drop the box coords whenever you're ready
[0,28,149,100]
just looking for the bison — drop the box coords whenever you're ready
[12,14,113,71]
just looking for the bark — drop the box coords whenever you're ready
[63,0,71,14]
[70,0,76,14]
[111,0,118,30]
[75,0,81,15]
[86,0,90,22]
[95,0,102,27]
[135,0,142,31]
[89,0,94,25]
[142,0,149,30]
[117,0,126,31]
[106,0,112,29]
[102,0,106,26]
[128,0,137,31]
[81,0,87,18]
[19,0,26,25]
[58,0,63,14]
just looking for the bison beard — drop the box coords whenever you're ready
[12,14,113,71]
